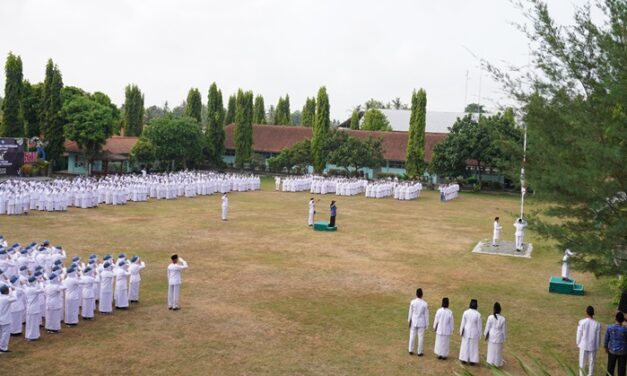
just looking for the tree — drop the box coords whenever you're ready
[405,89,427,177]
[290,110,301,125]
[62,94,117,174]
[312,86,330,173]
[301,97,316,127]
[130,138,156,166]
[224,94,236,125]
[487,0,627,281]
[327,132,385,175]
[349,110,360,130]
[144,105,166,124]
[22,81,43,138]
[253,95,266,124]
[206,82,225,167]
[234,90,253,168]
[267,139,312,173]
[41,59,64,167]
[1,52,23,137]
[361,108,392,131]
[464,103,485,114]
[91,91,121,135]
[142,115,203,169]
[274,94,291,125]
[123,84,144,136]
[267,105,275,124]
[391,97,409,110]
[365,98,384,110]
[184,88,202,124]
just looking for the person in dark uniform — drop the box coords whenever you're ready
[329,201,337,227]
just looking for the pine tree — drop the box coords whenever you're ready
[206,82,225,166]
[184,88,202,124]
[22,80,43,138]
[274,94,291,125]
[224,94,236,126]
[234,90,253,168]
[312,86,330,173]
[1,52,24,137]
[301,97,316,127]
[253,95,266,124]
[123,85,144,136]
[41,59,64,167]
[349,110,360,130]
[406,89,426,177]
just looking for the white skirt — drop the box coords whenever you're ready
[115,289,129,308]
[459,336,480,363]
[25,313,41,340]
[82,298,95,318]
[99,292,113,313]
[45,308,62,331]
[434,334,450,357]
[486,341,504,367]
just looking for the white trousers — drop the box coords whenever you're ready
[578,349,596,376]
[308,212,314,226]
[168,284,180,308]
[25,313,41,340]
[65,299,80,324]
[45,308,62,331]
[10,310,24,334]
[515,234,524,249]
[0,323,10,351]
[222,206,228,220]
[129,281,140,301]
[459,336,480,363]
[408,327,425,354]
[434,334,450,357]
[82,298,95,318]
[486,341,504,367]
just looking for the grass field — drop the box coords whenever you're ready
[0,177,614,375]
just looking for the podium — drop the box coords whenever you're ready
[548,276,584,296]
[313,221,337,232]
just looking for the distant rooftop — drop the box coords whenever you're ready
[380,109,465,133]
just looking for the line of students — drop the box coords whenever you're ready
[407,288,507,368]
[0,238,146,353]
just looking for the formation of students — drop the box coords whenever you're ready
[0,236,146,353]
[365,181,396,198]
[0,171,260,215]
[439,183,460,201]
[407,289,507,368]
[313,177,367,196]
[278,176,312,192]
[393,182,423,200]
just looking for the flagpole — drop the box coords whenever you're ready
[520,123,528,220]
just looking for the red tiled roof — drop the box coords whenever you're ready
[64,136,138,155]
[224,124,446,162]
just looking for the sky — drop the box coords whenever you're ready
[1,0,588,122]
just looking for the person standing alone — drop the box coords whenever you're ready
[308,198,316,227]
[577,305,601,376]
[329,200,337,228]
[221,193,229,221]
[492,217,502,247]
[408,288,429,357]
[167,254,188,311]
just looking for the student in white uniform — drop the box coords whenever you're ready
[98,262,114,314]
[492,217,502,247]
[114,261,130,309]
[129,256,146,303]
[562,249,575,282]
[0,284,16,352]
[459,299,482,365]
[433,297,454,360]
[513,218,527,251]
[44,273,65,333]
[9,276,25,336]
[577,305,601,376]
[167,254,188,310]
[484,302,507,367]
[308,198,316,227]
[221,193,229,221]
[407,288,429,356]
[24,276,44,341]
[80,267,96,320]
[63,267,81,326]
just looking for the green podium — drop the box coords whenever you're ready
[314,221,337,232]
[549,276,584,296]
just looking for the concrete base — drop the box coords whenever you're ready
[472,240,533,258]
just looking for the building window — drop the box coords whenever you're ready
[225,149,235,156]
[388,160,405,169]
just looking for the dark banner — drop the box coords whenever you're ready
[0,138,25,176]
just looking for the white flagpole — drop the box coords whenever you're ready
[520,123,528,220]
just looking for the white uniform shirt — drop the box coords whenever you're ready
[167,259,188,286]
[408,298,429,328]
[576,317,601,351]
[460,309,482,339]
[433,307,454,336]
[484,314,507,343]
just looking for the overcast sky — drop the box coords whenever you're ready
[1,0,587,121]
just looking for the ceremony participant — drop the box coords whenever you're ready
[308,198,316,227]
[63,267,81,326]
[0,284,16,353]
[44,273,65,333]
[167,254,188,310]
[492,217,502,247]
[484,302,507,368]
[221,192,228,221]
[114,261,130,309]
[9,275,25,336]
[80,267,96,320]
[433,297,454,360]
[24,276,44,341]
[329,200,337,228]
[577,305,601,376]
[459,299,482,365]
[604,311,626,376]
[513,218,528,251]
[562,249,575,282]
[408,288,429,356]
[99,262,114,314]
[129,256,146,303]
